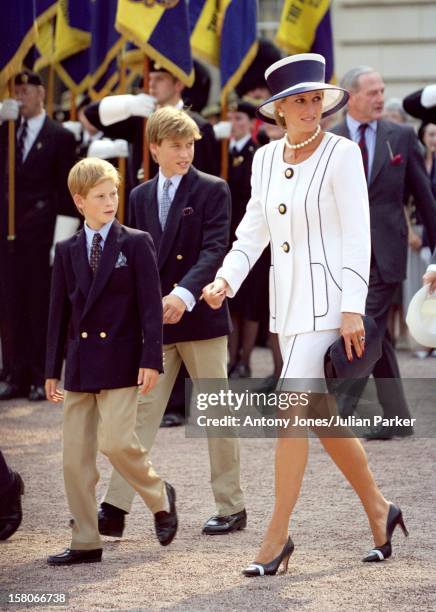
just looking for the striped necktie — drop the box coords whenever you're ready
[159,178,172,229]
[16,119,28,164]
[358,123,369,180]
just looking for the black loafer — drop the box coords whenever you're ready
[364,426,414,441]
[160,412,185,428]
[28,385,47,402]
[202,508,247,535]
[0,472,25,541]
[47,548,102,566]
[0,381,26,401]
[98,503,126,537]
[154,482,177,546]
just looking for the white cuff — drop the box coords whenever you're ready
[171,286,196,311]
[427,264,436,273]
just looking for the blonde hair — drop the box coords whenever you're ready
[146,106,201,145]
[68,157,120,197]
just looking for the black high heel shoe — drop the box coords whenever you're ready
[243,536,294,577]
[363,503,409,562]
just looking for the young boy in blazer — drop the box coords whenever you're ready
[97,107,246,537]
[45,158,177,565]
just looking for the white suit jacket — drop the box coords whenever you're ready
[217,133,371,336]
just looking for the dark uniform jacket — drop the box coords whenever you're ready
[84,102,220,187]
[228,137,257,239]
[129,166,232,344]
[45,220,163,392]
[0,115,77,244]
[332,119,436,283]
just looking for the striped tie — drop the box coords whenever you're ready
[159,178,172,229]
[358,123,369,180]
[16,119,28,164]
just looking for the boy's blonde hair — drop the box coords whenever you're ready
[146,106,201,145]
[68,157,120,197]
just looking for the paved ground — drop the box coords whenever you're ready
[0,347,435,611]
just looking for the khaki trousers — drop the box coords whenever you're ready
[104,336,244,517]
[63,386,166,550]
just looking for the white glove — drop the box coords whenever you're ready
[421,85,436,109]
[0,98,20,121]
[99,93,156,126]
[62,121,83,141]
[87,138,129,159]
[50,215,80,265]
[213,120,232,140]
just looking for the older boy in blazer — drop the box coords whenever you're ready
[45,158,177,565]
[98,107,246,537]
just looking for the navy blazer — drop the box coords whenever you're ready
[129,166,232,344]
[45,220,163,392]
[332,119,436,283]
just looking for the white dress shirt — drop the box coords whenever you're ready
[229,134,251,153]
[157,169,196,311]
[19,110,46,161]
[84,220,114,262]
[346,114,377,182]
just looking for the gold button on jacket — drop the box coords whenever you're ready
[99,332,107,339]
[279,204,287,214]
[81,332,88,339]
[176,254,183,260]
[281,242,290,253]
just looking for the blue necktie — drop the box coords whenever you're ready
[159,178,172,229]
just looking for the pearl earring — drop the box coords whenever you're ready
[278,111,284,117]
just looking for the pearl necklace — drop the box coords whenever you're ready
[285,125,321,150]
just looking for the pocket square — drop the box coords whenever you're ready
[115,252,128,268]
[182,206,194,216]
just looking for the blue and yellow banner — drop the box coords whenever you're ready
[0,2,38,90]
[189,0,221,67]
[54,0,91,93]
[219,0,258,103]
[89,0,123,100]
[33,0,57,72]
[115,0,194,86]
[276,0,334,82]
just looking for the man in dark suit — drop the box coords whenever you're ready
[332,66,436,439]
[98,107,246,538]
[45,158,177,565]
[0,71,77,401]
[0,451,24,540]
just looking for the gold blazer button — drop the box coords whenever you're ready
[99,332,107,338]
[176,254,183,260]
[173,283,178,288]
[285,168,294,179]
[279,203,287,214]
[81,332,88,339]
[281,242,290,253]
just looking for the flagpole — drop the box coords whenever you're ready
[7,77,16,242]
[142,55,150,182]
[220,98,229,180]
[70,92,77,121]
[46,64,55,118]
[117,52,127,223]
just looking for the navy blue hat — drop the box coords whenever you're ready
[257,53,349,125]
[229,99,256,119]
[14,70,42,87]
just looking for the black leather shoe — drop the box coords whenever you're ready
[47,548,102,566]
[363,503,409,562]
[364,426,414,441]
[98,502,126,537]
[0,381,26,401]
[28,385,47,402]
[243,536,294,577]
[154,482,177,546]
[160,412,185,427]
[0,472,24,540]
[202,508,247,535]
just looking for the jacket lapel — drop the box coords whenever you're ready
[370,120,393,187]
[332,120,350,139]
[23,116,49,166]
[143,176,162,249]
[82,219,123,318]
[157,167,197,270]
[71,229,92,299]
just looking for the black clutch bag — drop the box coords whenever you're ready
[324,315,382,382]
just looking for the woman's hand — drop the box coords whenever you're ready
[340,312,365,361]
[201,278,229,309]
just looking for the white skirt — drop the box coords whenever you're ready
[278,329,340,393]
